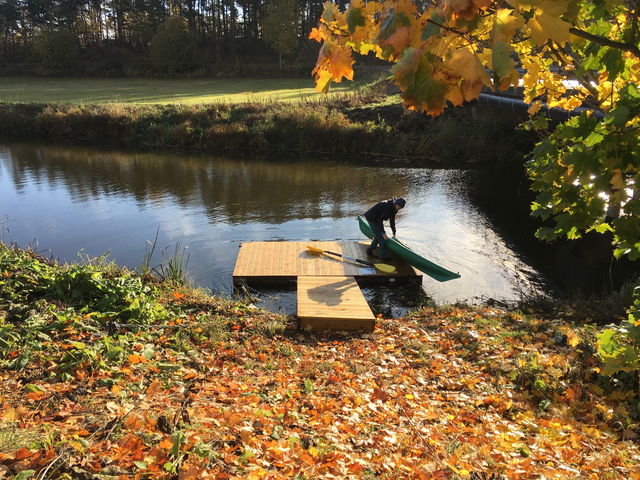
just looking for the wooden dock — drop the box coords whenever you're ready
[232,241,421,332]
[232,241,421,285]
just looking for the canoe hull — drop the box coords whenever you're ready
[358,216,460,282]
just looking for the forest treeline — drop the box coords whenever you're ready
[0,0,342,76]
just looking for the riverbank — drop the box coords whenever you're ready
[0,83,537,166]
[1,244,639,478]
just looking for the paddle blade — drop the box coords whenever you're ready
[374,263,396,274]
[306,245,324,254]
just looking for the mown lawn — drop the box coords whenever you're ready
[0,77,355,104]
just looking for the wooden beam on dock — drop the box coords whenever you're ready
[297,276,375,332]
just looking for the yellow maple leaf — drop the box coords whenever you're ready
[446,86,465,106]
[356,42,382,56]
[445,48,492,101]
[351,25,369,43]
[528,11,571,46]
[364,1,382,17]
[504,0,537,9]
[539,0,569,17]
[493,8,524,43]
[528,100,542,115]
[447,48,489,84]
[313,68,331,92]
[328,45,355,81]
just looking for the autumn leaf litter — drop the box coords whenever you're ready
[1,246,639,479]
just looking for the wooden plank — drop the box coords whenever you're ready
[297,276,375,332]
[344,241,368,276]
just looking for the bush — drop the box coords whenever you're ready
[33,29,80,68]
[149,16,196,74]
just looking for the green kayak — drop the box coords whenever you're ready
[358,216,461,282]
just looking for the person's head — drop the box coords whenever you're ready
[394,197,406,211]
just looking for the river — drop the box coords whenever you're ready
[0,143,549,316]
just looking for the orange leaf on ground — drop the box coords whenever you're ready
[128,354,148,365]
[371,388,391,402]
[179,462,206,480]
[146,380,162,395]
[159,437,174,450]
[14,447,35,460]
[26,391,47,401]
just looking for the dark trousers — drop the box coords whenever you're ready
[368,222,388,259]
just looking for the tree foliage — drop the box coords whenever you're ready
[0,0,325,64]
[33,29,80,67]
[310,0,640,262]
[149,16,196,73]
[263,0,299,68]
[598,286,640,375]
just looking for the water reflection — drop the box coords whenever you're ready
[0,143,548,311]
[1,144,411,224]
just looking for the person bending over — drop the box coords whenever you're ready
[364,197,406,261]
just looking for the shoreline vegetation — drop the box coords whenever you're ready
[1,243,639,478]
[0,80,537,166]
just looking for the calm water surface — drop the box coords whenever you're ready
[0,143,548,315]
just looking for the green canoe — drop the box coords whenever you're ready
[358,216,461,282]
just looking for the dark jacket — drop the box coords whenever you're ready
[365,199,397,236]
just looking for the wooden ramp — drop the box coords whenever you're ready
[232,241,421,285]
[297,276,375,332]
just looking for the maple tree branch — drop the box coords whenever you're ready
[318,18,350,38]
[425,18,467,37]
[568,27,640,57]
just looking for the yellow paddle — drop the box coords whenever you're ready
[306,245,396,274]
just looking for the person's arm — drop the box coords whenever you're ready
[390,213,396,237]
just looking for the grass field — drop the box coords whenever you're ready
[0,77,355,104]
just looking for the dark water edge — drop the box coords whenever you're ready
[469,163,639,297]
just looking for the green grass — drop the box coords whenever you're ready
[0,77,355,104]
